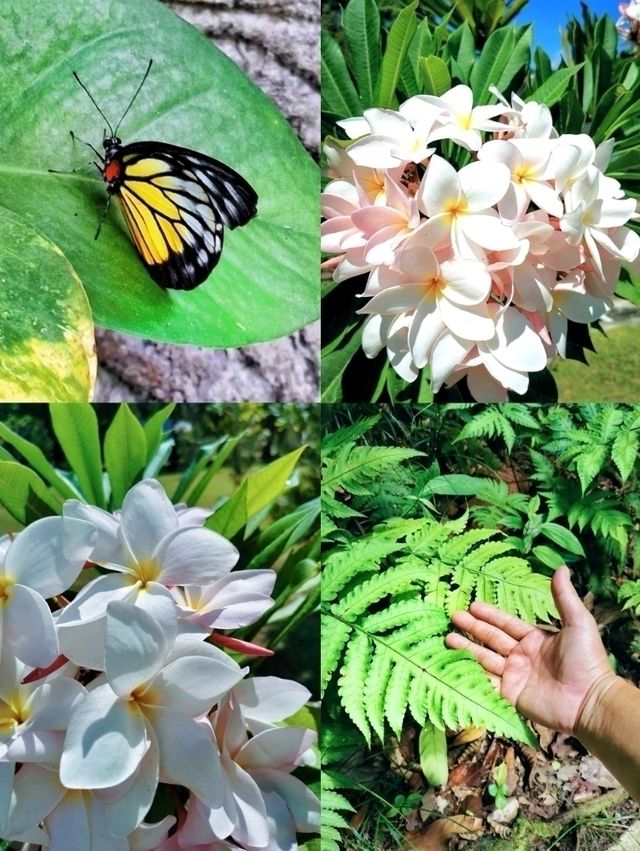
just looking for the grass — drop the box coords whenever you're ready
[553,322,640,401]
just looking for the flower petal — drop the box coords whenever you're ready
[149,653,244,717]
[104,725,160,837]
[129,816,177,851]
[63,500,124,563]
[234,677,311,729]
[418,155,460,217]
[47,789,90,851]
[121,480,178,562]
[5,517,97,598]
[154,527,239,587]
[7,763,65,837]
[458,161,511,211]
[60,684,147,789]
[105,602,169,697]
[6,584,58,668]
[25,677,86,731]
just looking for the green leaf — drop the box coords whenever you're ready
[0,0,318,348]
[612,427,639,483]
[208,446,306,539]
[376,1,418,108]
[142,404,175,465]
[527,64,584,109]
[531,544,567,569]
[322,32,362,119]
[103,404,148,508]
[0,421,80,501]
[419,720,448,786]
[343,0,381,109]
[0,462,62,524]
[321,325,362,402]
[49,404,105,507]
[420,56,451,96]
[0,207,95,400]
[470,25,531,105]
[538,522,585,556]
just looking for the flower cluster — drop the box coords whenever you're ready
[0,480,319,850]
[321,84,640,400]
[618,1,640,43]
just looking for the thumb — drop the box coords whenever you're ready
[552,565,588,627]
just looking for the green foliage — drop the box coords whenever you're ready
[488,762,509,809]
[0,0,318,350]
[619,579,640,615]
[321,772,357,851]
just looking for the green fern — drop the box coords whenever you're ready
[619,579,640,615]
[321,772,356,851]
[454,404,540,453]
[323,515,555,748]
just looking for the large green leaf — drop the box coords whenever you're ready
[0,0,318,347]
[49,404,105,507]
[343,0,381,109]
[0,208,95,400]
[104,404,147,508]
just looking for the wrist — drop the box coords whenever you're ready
[574,670,620,739]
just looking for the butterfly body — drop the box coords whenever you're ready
[99,135,257,290]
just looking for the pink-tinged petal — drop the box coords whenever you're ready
[149,654,244,716]
[6,584,58,668]
[129,816,177,851]
[251,770,321,833]
[225,759,270,847]
[25,677,86,731]
[513,265,554,313]
[358,284,424,315]
[408,297,441,368]
[596,197,637,227]
[364,225,406,266]
[5,517,97,598]
[121,480,178,561]
[556,288,610,322]
[480,352,530,395]
[63,500,123,563]
[395,245,439,281]
[210,634,274,657]
[154,527,239,587]
[458,161,510,211]
[104,726,160,837]
[439,298,494,341]
[60,684,147,789]
[498,182,528,221]
[467,367,510,401]
[181,792,225,844]
[524,180,563,218]
[430,334,473,391]
[418,214,453,250]
[195,570,276,629]
[591,224,640,262]
[461,213,521,251]
[7,763,65,836]
[418,155,460,217]
[238,727,316,770]
[440,259,491,305]
[234,677,311,728]
[351,205,405,234]
[48,790,90,851]
[151,706,224,808]
[105,602,169,697]
[5,730,64,764]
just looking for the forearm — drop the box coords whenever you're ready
[575,674,640,802]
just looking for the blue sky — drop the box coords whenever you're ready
[514,0,619,58]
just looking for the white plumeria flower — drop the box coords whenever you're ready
[233,676,312,735]
[352,176,421,266]
[488,87,557,139]
[478,138,562,219]
[0,517,96,668]
[58,479,239,669]
[342,106,440,168]
[59,603,246,810]
[176,568,276,635]
[321,179,368,254]
[409,85,506,151]
[324,137,404,203]
[361,312,419,383]
[416,155,521,258]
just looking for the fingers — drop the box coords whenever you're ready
[464,601,535,641]
[450,609,518,656]
[552,565,588,628]
[445,631,506,677]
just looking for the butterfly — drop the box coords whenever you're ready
[67,60,257,290]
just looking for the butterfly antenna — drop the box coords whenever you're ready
[114,59,153,136]
[72,71,114,136]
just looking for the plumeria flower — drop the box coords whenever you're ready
[408,85,506,150]
[341,106,441,168]
[0,517,96,668]
[60,602,246,808]
[352,176,422,265]
[58,479,239,669]
[489,87,557,140]
[416,155,521,258]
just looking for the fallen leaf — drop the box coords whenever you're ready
[579,755,620,789]
[404,815,483,850]
[451,727,485,746]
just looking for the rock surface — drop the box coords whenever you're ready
[94,0,319,402]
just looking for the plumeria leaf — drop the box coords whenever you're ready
[376,0,418,108]
[104,405,148,509]
[0,461,63,523]
[50,404,105,508]
[0,208,95,401]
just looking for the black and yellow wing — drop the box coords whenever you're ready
[113,142,258,290]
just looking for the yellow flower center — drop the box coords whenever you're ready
[514,163,535,184]
[131,558,162,589]
[444,198,468,218]
[0,693,29,735]
[0,576,14,606]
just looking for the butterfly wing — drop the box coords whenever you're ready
[115,141,257,290]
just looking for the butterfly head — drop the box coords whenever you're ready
[103,136,122,159]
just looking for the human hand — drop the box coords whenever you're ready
[445,566,615,733]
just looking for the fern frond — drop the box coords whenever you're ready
[321,773,356,851]
[321,617,352,696]
[619,579,640,615]
[324,444,424,495]
[455,407,517,452]
[323,537,404,603]
[338,630,373,742]
[322,415,380,455]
